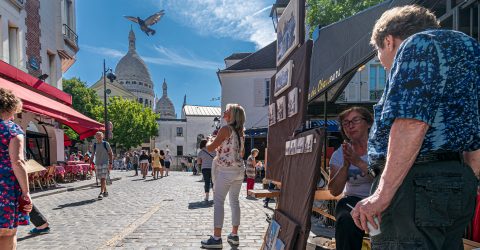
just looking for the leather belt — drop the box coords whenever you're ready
[368,151,461,178]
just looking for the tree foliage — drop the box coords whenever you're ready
[92,97,159,150]
[63,77,103,119]
[306,0,384,35]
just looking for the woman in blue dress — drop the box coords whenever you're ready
[0,88,31,249]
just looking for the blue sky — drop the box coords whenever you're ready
[65,0,276,117]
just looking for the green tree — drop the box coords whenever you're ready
[63,77,103,119]
[306,0,384,35]
[62,77,103,140]
[92,97,159,150]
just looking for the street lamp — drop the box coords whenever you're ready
[103,59,116,141]
[269,0,288,32]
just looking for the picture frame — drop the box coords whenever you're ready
[276,0,299,66]
[289,139,297,155]
[296,137,305,154]
[274,60,293,97]
[287,87,298,117]
[276,96,286,122]
[264,219,281,250]
[274,238,285,250]
[269,103,277,126]
[305,134,313,153]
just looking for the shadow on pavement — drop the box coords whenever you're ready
[188,200,213,209]
[17,233,45,242]
[52,198,97,210]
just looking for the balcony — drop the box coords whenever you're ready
[62,24,79,51]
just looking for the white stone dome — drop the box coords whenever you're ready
[156,79,176,119]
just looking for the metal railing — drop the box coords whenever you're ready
[63,24,78,48]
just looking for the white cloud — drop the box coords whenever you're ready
[82,44,221,70]
[155,0,276,49]
[82,45,124,58]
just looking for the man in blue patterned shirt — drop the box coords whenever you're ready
[350,5,480,249]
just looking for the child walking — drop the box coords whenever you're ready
[245,148,259,197]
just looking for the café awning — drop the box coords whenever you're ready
[0,78,104,139]
[308,0,419,103]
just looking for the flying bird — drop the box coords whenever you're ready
[124,10,165,36]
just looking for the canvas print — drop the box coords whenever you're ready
[296,136,305,154]
[274,60,293,97]
[264,219,281,250]
[269,103,276,126]
[274,239,285,250]
[305,134,313,153]
[289,139,297,155]
[276,96,286,122]
[288,87,298,117]
[276,0,299,66]
[284,141,289,156]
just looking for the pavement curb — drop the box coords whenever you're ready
[31,177,122,199]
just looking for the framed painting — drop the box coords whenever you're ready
[274,60,293,97]
[276,0,299,66]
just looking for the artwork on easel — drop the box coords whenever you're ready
[296,137,305,154]
[269,103,277,126]
[276,96,286,122]
[285,141,289,156]
[305,134,313,153]
[264,219,281,250]
[287,87,298,117]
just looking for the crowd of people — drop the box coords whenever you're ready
[0,4,479,250]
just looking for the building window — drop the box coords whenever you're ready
[8,26,18,67]
[139,97,143,104]
[265,79,270,105]
[176,127,183,137]
[120,81,124,84]
[126,81,130,84]
[65,0,74,27]
[139,82,143,86]
[177,145,183,156]
[132,81,136,85]
[369,64,386,101]
[48,52,56,85]
[149,100,152,107]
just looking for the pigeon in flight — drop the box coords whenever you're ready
[124,10,165,36]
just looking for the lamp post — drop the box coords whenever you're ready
[103,59,116,141]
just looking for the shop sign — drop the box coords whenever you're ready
[28,57,40,71]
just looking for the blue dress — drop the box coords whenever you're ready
[0,119,29,235]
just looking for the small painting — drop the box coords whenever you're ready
[264,219,281,250]
[274,61,293,97]
[296,136,305,154]
[276,96,286,122]
[288,87,298,117]
[305,134,314,153]
[269,103,276,126]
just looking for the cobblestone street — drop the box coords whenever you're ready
[17,171,272,249]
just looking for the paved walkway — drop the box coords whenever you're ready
[18,171,272,249]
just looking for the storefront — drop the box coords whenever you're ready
[0,60,104,165]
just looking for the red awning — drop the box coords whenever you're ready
[0,78,104,139]
[64,133,72,147]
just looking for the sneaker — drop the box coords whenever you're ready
[201,236,222,248]
[98,193,103,200]
[103,192,109,197]
[227,234,239,245]
[29,227,50,235]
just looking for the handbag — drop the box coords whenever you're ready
[18,195,32,213]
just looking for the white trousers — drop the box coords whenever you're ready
[213,167,244,228]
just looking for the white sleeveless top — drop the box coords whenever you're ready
[214,126,245,169]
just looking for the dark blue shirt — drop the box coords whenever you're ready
[368,30,480,163]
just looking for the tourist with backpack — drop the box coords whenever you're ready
[90,131,113,200]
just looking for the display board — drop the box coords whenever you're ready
[267,40,312,182]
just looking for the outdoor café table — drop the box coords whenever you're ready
[55,165,65,179]
[65,164,84,181]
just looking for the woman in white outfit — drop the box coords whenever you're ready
[201,104,245,248]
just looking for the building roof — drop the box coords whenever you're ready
[183,105,221,117]
[222,41,276,71]
[224,53,252,60]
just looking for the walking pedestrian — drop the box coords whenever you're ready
[159,150,165,178]
[151,149,162,179]
[201,104,246,248]
[245,148,259,197]
[0,88,32,249]
[28,204,50,235]
[90,131,113,200]
[197,139,216,202]
[132,151,139,176]
[125,152,131,171]
[164,149,172,176]
[139,150,149,179]
[351,5,480,249]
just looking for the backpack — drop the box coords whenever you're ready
[94,141,108,152]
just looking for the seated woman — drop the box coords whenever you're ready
[328,107,373,250]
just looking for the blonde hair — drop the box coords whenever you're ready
[226,103,246,133]
[0,88,22,114]
[371,5,439,49]
[153,148,159,154]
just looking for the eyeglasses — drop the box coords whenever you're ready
[341,117,365,127]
